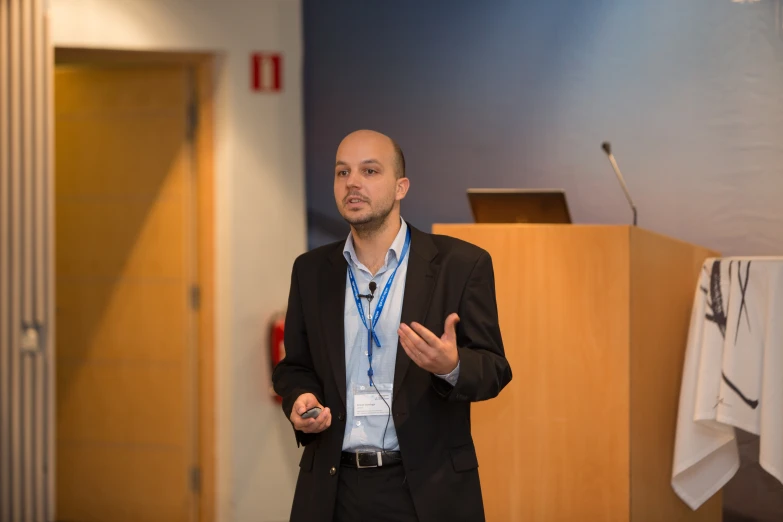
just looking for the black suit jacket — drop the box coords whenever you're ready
[272,223,512,522]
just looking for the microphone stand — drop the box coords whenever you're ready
[602,141,638,226]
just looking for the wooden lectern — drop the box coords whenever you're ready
[431,224,723,522]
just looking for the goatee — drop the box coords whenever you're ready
[345,205,393,240]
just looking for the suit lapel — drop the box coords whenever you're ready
[322,245,348,408]
[393,225,439,398]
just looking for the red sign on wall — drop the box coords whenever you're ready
[251,53,282,92]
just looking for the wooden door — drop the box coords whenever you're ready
[54,63,200,522]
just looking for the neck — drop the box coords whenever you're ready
[351,215,401,275]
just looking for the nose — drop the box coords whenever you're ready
[345,169,361,189]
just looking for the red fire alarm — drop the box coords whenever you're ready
[251,52,282,92]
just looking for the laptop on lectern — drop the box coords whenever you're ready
[467,188,572,224]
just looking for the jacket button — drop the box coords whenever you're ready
[338,413,345,421]
[329,467,336,476]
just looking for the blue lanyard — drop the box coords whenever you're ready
[347,227,411,385]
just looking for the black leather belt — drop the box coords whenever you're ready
[340,450,402,468]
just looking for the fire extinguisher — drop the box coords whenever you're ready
[269,312,285,403]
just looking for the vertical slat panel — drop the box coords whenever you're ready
[21,349,33,522]
[44,8,55,520]
[34,0,45,326]
[2,1,52,520]
[21,0,36,519]
[22,0,33,325]
[9,0,24,519]
[0,0,11,520]
[33,0,48,518]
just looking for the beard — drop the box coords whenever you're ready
[340,196,395,238]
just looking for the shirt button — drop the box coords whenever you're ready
[329,467,336,476]
[359,386,365,390]
[356,421,361,427]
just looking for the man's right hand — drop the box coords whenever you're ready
[290,393,332,434]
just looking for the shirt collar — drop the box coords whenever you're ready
[343,217,408,272]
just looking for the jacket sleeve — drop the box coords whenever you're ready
[431,250,513,401]
[272,258,325,446]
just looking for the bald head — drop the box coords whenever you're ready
[333,129,410,235]
[337,130,405,179]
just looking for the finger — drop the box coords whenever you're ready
[294,393,316,415]
[399,330,435,370]
[290,406,304,424]
[398,332,416,359]
[398,330,422,360]
[397,325,416,352]
[315,408,331,431]
[399,324,430,353]
[400,332,419,360]
[409,322,441,347]
[304,395,321,411]
[401,324,440,362]
[443,313,460,341]
[398,324,416,346]
[306,411,329,434]
[293,416,315,431]
[315,409,332,432]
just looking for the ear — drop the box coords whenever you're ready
[395,177,410,201]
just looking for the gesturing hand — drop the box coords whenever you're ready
[290,393,332,434]
[398,313,460,375]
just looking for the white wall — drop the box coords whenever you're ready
[50,1,306,521]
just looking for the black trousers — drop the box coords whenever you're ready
[333,463,419,522]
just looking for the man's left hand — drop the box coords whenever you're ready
[398,313,460,375]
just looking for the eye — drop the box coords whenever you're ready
[336,170,348,177]
[365,169,377,175]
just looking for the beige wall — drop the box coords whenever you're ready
[50,1,306,520]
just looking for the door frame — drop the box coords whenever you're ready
[53,47,216,522]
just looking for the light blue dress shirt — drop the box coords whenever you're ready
[341,217,459,452]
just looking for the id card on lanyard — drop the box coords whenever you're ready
[347,227,411,387]
[354,383,393,416]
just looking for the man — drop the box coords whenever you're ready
[272,129,512,522]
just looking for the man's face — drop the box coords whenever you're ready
[333,131,407,231]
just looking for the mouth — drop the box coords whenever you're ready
[344,196,367,208]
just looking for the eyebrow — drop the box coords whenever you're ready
[335,159,383,168]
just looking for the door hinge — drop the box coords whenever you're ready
[190,285,201,310]
[190,466,202,494]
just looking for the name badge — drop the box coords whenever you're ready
[354,387,393,417]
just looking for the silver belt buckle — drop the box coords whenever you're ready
[355,451,379,468]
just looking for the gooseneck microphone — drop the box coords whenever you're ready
[601,141,638,226]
